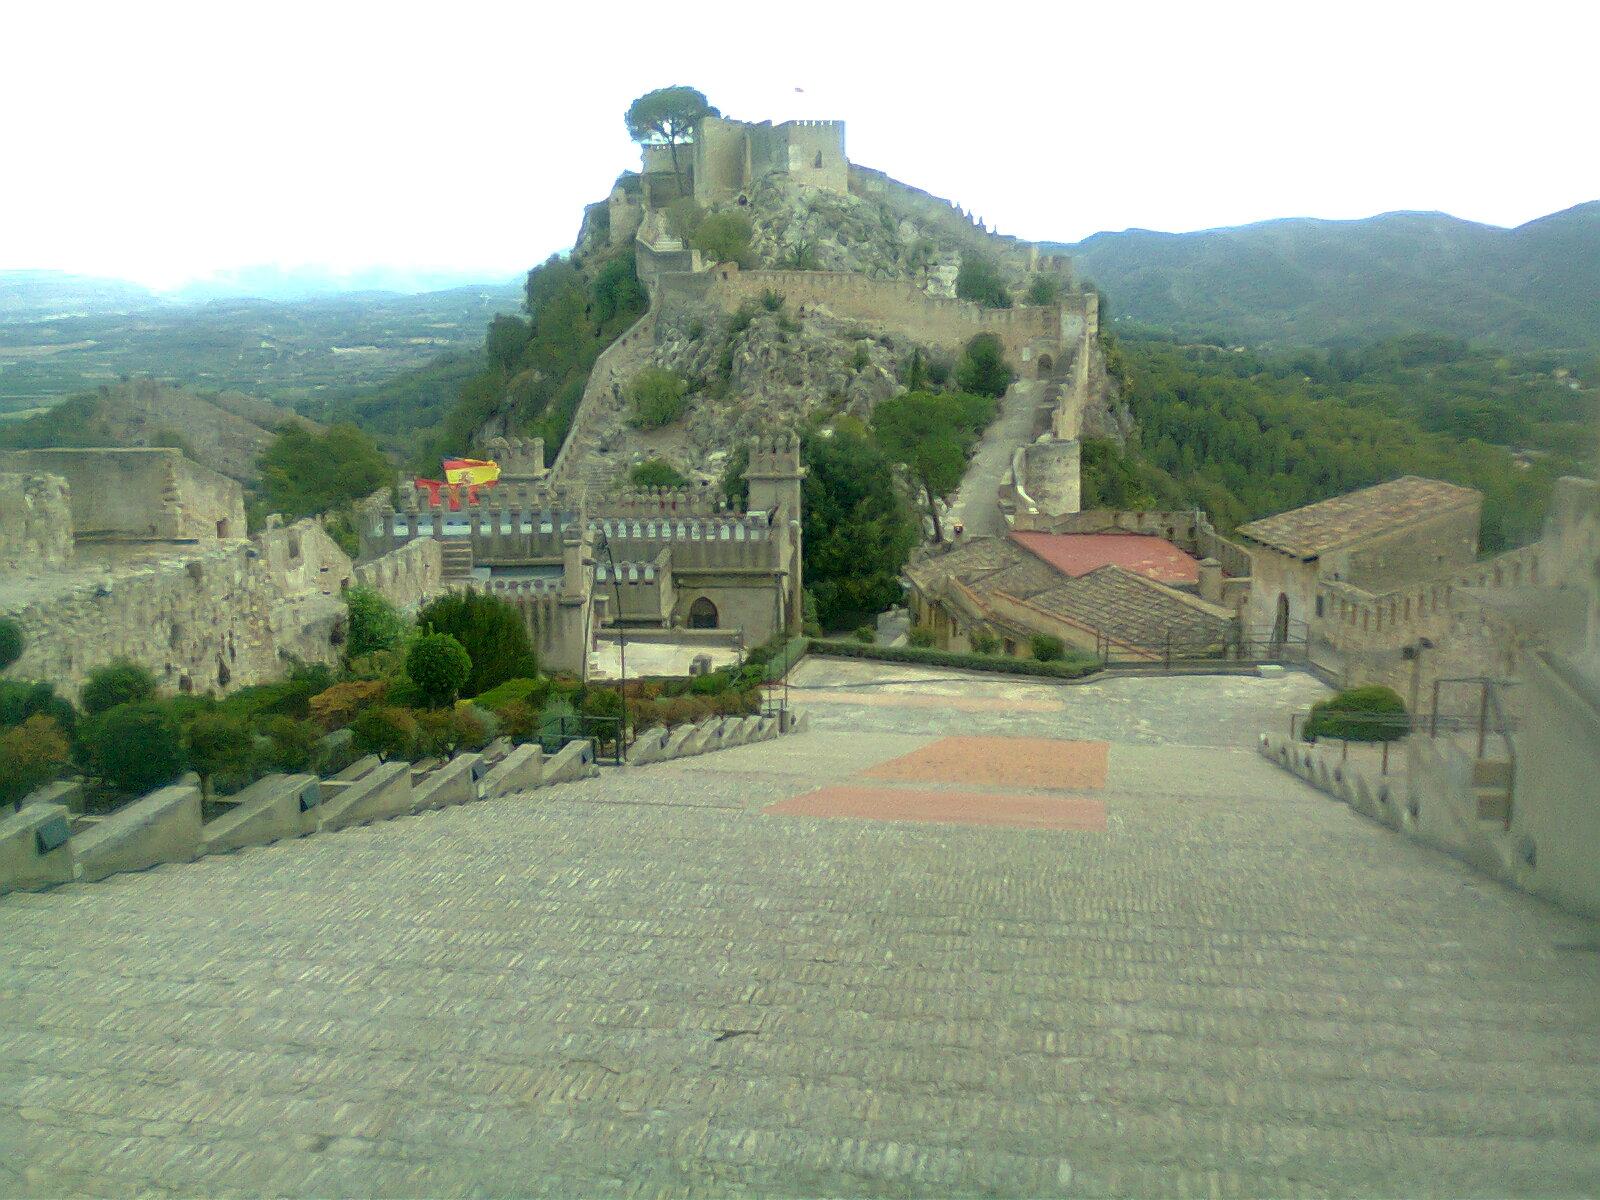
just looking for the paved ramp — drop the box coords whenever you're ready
[3,663,1599,1196]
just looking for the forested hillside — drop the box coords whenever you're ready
[1051,203,1600,351]
[1081,333,1596,553]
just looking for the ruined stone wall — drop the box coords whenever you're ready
[660,267,1064,361]
[353,537,443,614]
[0,473,73,570]
[1021,439,1081,517]
[0,448,245,541]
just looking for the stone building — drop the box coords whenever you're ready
[1234,476,1483,662]
[362,438,805,678]
[0,448,442,700]
[906,528,1237,661]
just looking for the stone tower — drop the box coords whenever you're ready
[746,436,806,635]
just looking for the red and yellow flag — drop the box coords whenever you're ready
[442,457,500,486]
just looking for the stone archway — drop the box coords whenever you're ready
[1036,352,1054,378]
[688,596,719,629]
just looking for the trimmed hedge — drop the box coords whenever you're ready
[1303,685,1409,743]
[807,640,1099,680]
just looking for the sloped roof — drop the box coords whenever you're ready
[1235,477,1481,559]
[1021,565,1233,648]
[1009,531,1199,585]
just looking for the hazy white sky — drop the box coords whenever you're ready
[4,0,1594,290]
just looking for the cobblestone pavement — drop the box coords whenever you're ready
[4,664,1600,1197]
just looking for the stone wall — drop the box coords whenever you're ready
[1329,504,1481,591]
[0,448,245,542]
[0,473,73,570]
[1021,439,1081,517]
[352,537,442,614]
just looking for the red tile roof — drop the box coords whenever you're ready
[1008,531,1200,585]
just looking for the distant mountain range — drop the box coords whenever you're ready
[1045,201,1600,351]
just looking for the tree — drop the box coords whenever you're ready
[1030,633,1066,662]
[0,680,75,733]
[263,716,320,773]
[0,617,21,671]
[627,368,691,429]
[0,714,70,809]
[185,712,252,799]
[258,422,392,520]
[956,334,1015,397]
[624,86,718,191]
[1026,274,1062,306]
[665,197,705,245]
[350,706,419,761]
[344,586,405,659]
[417,591,537,697]
[872,391,990,542]
[406,633,473,708]
[78,702,186,795]
[80,660,157,716]
[692,212,753,267]
[630,458,691,489]
[956,253,1011,308]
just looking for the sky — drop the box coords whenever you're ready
[3,0,1595,291]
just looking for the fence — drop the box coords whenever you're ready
[1093,622,1309,669]
[543,715,625,767]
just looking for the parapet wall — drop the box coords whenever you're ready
[0,473,74,570]
[353,537,442,613]
[0,447,246,542]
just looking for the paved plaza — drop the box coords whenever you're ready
[3,662,1600,1196]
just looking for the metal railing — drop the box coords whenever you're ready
[1431,676,1518,829]
[1095,622,1309,669]
[543,715,625,767]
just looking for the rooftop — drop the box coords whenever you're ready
[1009,531,1200,585]
[1235,476,1481,559]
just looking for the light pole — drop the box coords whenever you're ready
[594,529,628,753]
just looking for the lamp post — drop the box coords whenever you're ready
[594,529,628,753]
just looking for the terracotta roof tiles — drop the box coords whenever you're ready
[1235,477,1480,559]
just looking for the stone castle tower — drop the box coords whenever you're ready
[745,436,806,634]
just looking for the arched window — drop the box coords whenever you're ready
[813,151,823,168]
[688,597,719,629]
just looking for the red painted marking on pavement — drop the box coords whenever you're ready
[862,736,1109,790]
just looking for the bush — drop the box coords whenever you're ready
[80,660,157,716]
[345,586,405,659]
[0,714,71,808]
[495,700,541,742]
[627,368,691,429]
[308,679,390,731]
[854,625,876,644]
[417,591,538,696]
[956,333,1015,398]
[473,676,552,713]
[263,716,320,773]
[350,706,419,761]
[955,253,1011,308]
[0,680,76,733]
[215,663,335,723]
[630,458,691,489]
[907,625,936,648]
[185,712,253,797]
[691,211,753,266]
[970,630,999,655]
[760,288,785,312]
[78,702,187,794]
[1026,275,1062,306]
[407,633,472,708]
[1030,634,1066,662]
[807,639,1099,680]
[415,706,489,757]
[1303,685,1409,743]
[0,617,22,671]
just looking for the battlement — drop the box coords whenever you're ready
[479,436,546,480]
[609,482,728,516]
[746,434,802,482]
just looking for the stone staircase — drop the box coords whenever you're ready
[440,540,474,580]
[548,310,660,499]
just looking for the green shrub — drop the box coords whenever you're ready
[853,626,876,644]
[956,333,1015,398]
[185,712,253,798]
[0,618,22,670]
[407,633,472,708]
[969,630,999,655]
[760,288,785,312]
[344,585,405,659]
[0,680,75,732]
[955,253,1011,308]
[307,679,389,731]
[350,706,419,761]
[262,716,320,773]
[80,660,157,716]
[417,591,538,696]
[474,676,552,712]
[537,696,578,748]
[1030,634,1066,662]
[415,706,489,757]
[495,700,541,742]
[78,702,186,794]
[1303,685,1409,743]
[627,368,691,429]
[215,663,336,723]
[691,211,753,266]
[907,625,936,648]
[807,640,1099,680]
[630,458,691,489]
[1026,274,1062,306]
[0,714,71,808]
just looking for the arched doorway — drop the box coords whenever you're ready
[688,597,719,629]
[1271,593,1290,654]
[1036,353,1054,377]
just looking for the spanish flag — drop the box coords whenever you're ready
[443,457,500,486]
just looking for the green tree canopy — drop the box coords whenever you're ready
[0,714,70,809]
[417,590,538,697]
[627,368,691,429]
[956,333,1015,397]
[185,712,252,798]
[258,422,392,519]
[872,391,996,542]
[407,633,473,708]
[350,706,419,761]
[0,618,21,671]
[80,660,157,716]
[692,212,754,267]
[624,86,718,187]
[344,586,405,659]
[630,458,691,489]
[78,702,186,794]
[956,253,1011,308]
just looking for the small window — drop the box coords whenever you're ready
[813,151,823,168]
[1003,639,1016,657]
[1315,596,1324,618]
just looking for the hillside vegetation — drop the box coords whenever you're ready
[1052,202,1600,351]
